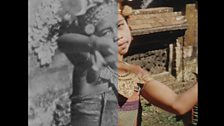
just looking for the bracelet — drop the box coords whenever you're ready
[82,52,91,67]
[191,105,198,125]
[89,35,97,50]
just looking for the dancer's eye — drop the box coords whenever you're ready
[118,23,124,29]
[100,29,113,37]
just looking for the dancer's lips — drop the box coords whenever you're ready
[119,42,128,49]
[118,40,128,46]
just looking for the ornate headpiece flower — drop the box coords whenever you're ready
[118,0,133,17]
[61,0,104,16]
[59,0,117,35]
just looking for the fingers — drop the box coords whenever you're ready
[91,35,114,49]
[118,62,152,82]
[93,50,118,72]
[87,51,106,83]
[118,62,146,77]
[92,50,106,70]
[107,48,115,55]
[91,35,117,56]
[104,54,118,69]
[99,46,117,57]
[89,35,118,69]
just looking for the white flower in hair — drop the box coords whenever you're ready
[122,5,133,16]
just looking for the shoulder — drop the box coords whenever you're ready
[125,63,154,83]
[121,62,141,74]
[119,62,154,82]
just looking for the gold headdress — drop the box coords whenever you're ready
[60,0,133,34]
[60,0,118,35]
[118,0,133,17]
[78,1,117,34]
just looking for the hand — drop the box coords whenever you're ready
[90,35,117,57]
[87,50,106,83]
[118,62,152,82]
[90,35,117,69]
[118,62,144,76]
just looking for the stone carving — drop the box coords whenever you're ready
[124,49,167,74]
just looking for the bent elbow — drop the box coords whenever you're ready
[175,109,186,116]
[171,103,188,115]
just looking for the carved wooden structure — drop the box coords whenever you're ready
[124,7,187,78]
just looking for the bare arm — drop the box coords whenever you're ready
[123,64,198,115]
[57,33,116,55]
[57,33,117,69]
[141,79,198,115]
[57,33,91,53]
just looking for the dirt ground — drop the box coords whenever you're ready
[141,99,184,126]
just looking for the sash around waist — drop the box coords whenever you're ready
[118,100,139,111]
[70,82,114,100]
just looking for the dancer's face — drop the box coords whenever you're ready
[117,14,132,55]
[93,13,132,56]
[95,13,118,42]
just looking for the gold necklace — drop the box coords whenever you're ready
[118,71,130,78]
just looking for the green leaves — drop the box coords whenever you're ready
[34,42,57,66]
[28,0,64,66]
